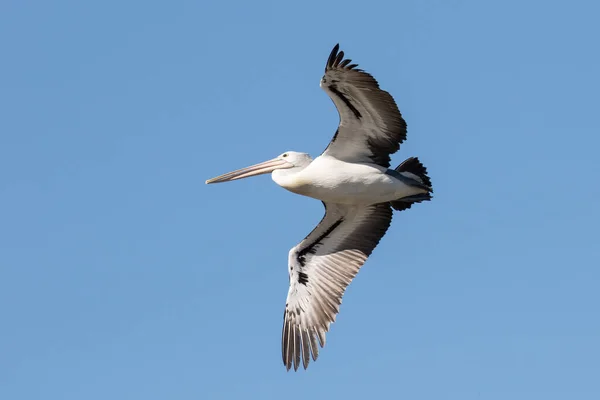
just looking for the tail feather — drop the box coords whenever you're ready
[390,157,433,212]
[395,157,432,188]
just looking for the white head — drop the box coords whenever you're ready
[205,151,312,184]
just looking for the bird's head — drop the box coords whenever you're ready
[205,151,311,184]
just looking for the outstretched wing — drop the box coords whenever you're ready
[282,202,393,371]
[320,44,407,167]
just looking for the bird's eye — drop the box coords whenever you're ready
[283,153,288,158]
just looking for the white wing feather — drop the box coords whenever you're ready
[282,202,393,370]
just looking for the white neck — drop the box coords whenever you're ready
[271,162,313,195]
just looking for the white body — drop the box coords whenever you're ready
[272,155,426,205]
[205,44,434,371]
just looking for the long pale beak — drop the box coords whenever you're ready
[205,158,292,184]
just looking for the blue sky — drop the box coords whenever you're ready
[1,0,599,398]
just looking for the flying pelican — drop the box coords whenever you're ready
[206,44,433,371]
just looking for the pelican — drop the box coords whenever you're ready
[206,44,433,371]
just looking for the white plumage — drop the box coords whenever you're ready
[206,44,433,371]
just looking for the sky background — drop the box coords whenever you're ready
[1,0,599,399]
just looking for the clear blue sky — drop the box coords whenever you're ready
[1,0,599,399]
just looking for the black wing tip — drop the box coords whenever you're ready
[282,316,323,371]
[326,43,340,71]
[325,43,361,72]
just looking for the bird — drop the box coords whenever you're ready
[206,44,433,371]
